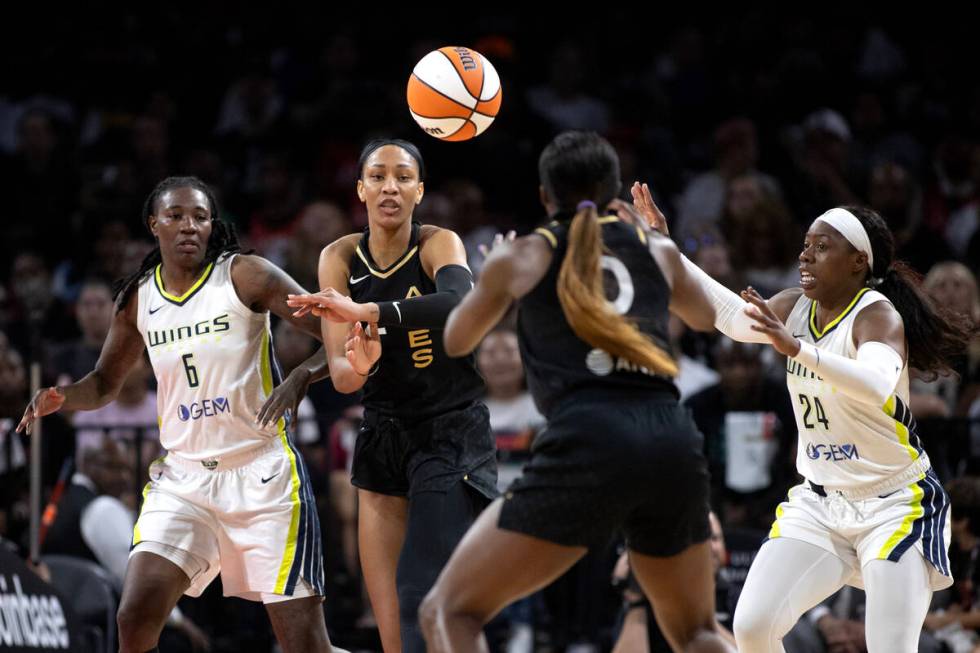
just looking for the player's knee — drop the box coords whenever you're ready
[733,599,774,650]
[418,590,441,641]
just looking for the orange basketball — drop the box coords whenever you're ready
[407,46,502,142]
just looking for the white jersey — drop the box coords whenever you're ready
[785,288,923,490]
[137,254,284,461]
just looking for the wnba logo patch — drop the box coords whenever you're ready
[178,397,230,421]
[806,443,860,462]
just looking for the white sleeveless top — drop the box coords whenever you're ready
[136,254,285,461]
[784,288,923,489]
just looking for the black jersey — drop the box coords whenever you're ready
[348,222,485,421]
[517,214,678,417]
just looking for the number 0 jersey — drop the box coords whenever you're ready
[517,214,677,418]
[137,254,285,461]
[785,288,924,489]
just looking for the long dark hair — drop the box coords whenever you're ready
[540,131,677,376]
[113,176,242,311]
[847,205,976,377]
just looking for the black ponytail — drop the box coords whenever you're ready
[845,206,977,378]
[113,176,242,312]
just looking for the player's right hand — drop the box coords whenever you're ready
[16,387,65,435]
[345,321,381,376]
[629,181,670,236]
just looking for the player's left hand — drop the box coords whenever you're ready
[477,230,516,259]
[256,367,311,429]
[742,286,802,357]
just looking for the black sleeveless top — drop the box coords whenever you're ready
[348,222,485,421]
[517,214,678,417]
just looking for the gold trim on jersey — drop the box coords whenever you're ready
[533,227,558,248]
[808,287,871,341]
[154,262,215,306]
[597,216,619,224]
[355,245,419,279]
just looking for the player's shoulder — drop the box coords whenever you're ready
[419,224,463,247]
[769,287,805,321]
[322,233,362,262]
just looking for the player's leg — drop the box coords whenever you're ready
[358,488,409,653]
[397,482,488,652]
[116,549,194,653]
[419,498,587,653]
[732,537,852,653]
[863,551,933,653]
[629,542,734,653]
[265,593,349,653]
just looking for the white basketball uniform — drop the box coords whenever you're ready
[769,287,951,590]
[131,254,323,601]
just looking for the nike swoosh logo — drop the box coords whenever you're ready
[792,333,806,338]
[149,306,163,314]
[349,274,370,285]
[261,472,281,484]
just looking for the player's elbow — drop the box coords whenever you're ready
[443,334,469,358]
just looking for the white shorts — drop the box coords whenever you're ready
[130,436,324,601]
[768,467,952,591]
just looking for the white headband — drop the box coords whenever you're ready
[813,208,874,272]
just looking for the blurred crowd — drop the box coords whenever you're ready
[2,8,980,652]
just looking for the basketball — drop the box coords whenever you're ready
[407,46,502,142]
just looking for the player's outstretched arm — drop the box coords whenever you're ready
[18,295,145,434]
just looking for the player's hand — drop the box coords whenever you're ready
[478,230,516,258]
[630,182,670,236]
[289,288,376,323]
[256,367,311,429]
[742,286,802,358]
[286,291,346,321]
[345,321,381,375]
[17,387,65,435]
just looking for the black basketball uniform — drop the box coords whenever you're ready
[499,214,711,556]
[346,222,497,652]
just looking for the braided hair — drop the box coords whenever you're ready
[113,176,243,312]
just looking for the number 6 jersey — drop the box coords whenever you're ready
[136,254,284,461]
[785,287,924,489]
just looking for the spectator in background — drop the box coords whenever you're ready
[477,326,545,491]
[526,42,610,133]
[944,143,980,261]
[0,340,28,542]
[668,314,720,402]
[723,193,801,298]
[1,252,78,355]
[72,354,159,501]
[42,442,211,652]
[786,108,861,221]
[285,201,351,294]
[913,262,980,421]
[677,118,780,241]
[684,340,796,530]
[246,152,305,267]
[869,161,950,274]
[48,278,114,385]
[5,108,80,263]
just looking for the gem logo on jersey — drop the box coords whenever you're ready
[178,397,231,421]
[806,442,860,462]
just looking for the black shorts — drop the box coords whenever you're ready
[498,389,710,557]
[351,401,498,500]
